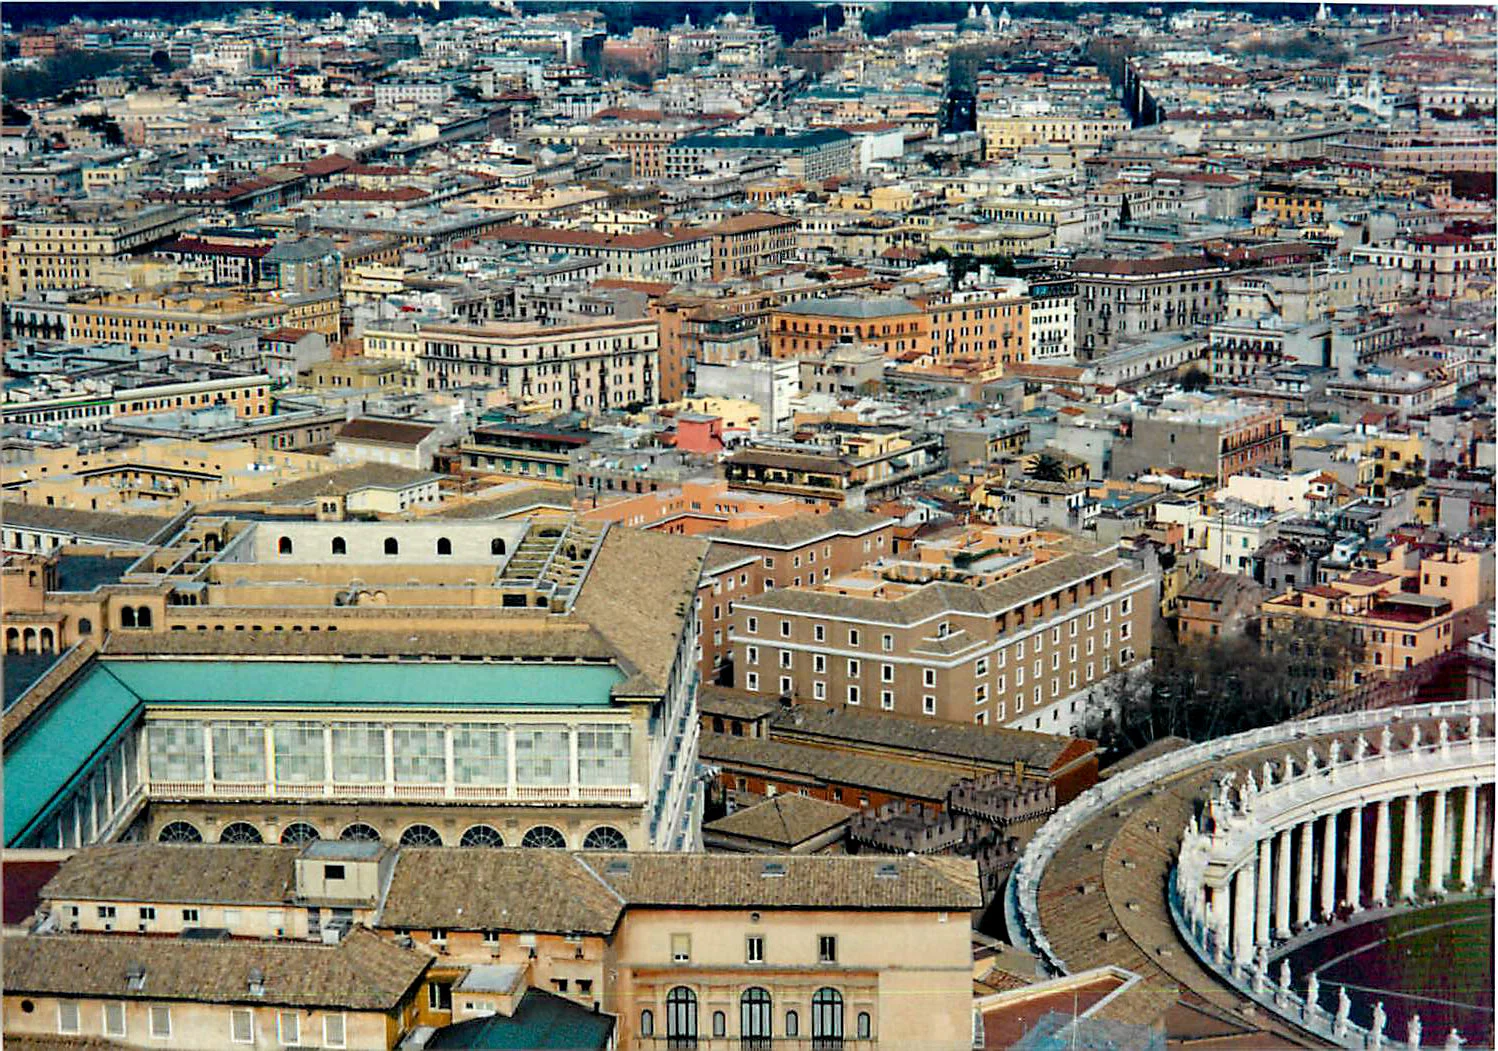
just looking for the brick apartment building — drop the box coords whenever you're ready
[729,550,1156,735]
[696,509,899,682]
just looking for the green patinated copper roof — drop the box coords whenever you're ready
[5,659,624,847]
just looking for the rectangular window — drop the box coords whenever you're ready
[747,645,759,665]
[231,1009,253,1043]
[780,620,791,637]
[213,722,267,782]
[780,649,793,669]
[881,634,894,651]
[923,668,935,687]
[813,681,826,700]
[324,1014,347,1048]
[848,629,860,646]
[104,1002,127,1038]
[58,1001,80,1035]
[881,690,894,710]
[182,908,199,924]
[577,724,630,786]
[672,933,691,962]
[847,685,860,705]
[747,935,765,963]
[453,724,507,786]
[814,654,826,673]
[923,696,936,715]
[814,624,826,642]
[747,616,758,634]
[273,721,325,783]
[975,657,988,677]
[747,672,759,691]
[818,935,838,963]
[392,723,446,784]
[428,982,453,1011]
[150,1005,172,1039]
[514,725,568,786]
[146,720,205,781]
[329,722,384,784]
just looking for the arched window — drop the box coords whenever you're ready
[666,987,698,1048]
[521,826,567,849]
[331,536,347,556]
[278,536,293,555]
[77,618,93,636]
[120,606,136,629]
[158,821,203,844]
[812,988,844,1049]
[786,1010,800,1038]
[712,1011,726,1038]
[856,1012,872,1040]
[4,627,17,653]
[22,628,37,653]
[399,824,443,847]
[640,1009,654,1038]
[491,537,506,556]
[339,823,381,842]
[383,537,399,556]
[436,537,453,556]
[136,606,152,628]
[459,825,504,848]
[741,988,772,1049]
[220,822,263,845]
[280,822,320,845]
[39,628,54,654]
[582,826,628,850]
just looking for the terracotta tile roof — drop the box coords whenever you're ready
[587,852,982,910]
[3,928,428,1011]
[572,528,709,694]
[336,417,437,446]
[707,507,893,551]
[41,845,296,906]
[699,731,964,801]
[702,793,856,847]
[378,850,625,934]
[230,463,442,505]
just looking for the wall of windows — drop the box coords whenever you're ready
[138,717,636,800]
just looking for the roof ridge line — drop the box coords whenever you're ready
[569,852,628,910]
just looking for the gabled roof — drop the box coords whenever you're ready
[703,793,856,848]
[41,845,296,907]
[3,929,427,1011]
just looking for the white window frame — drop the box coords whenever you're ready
[922,695,936,715]
[58,1001,81,1036]
[324,1013,347,1049]
[277,1010,300,1046]
[746,672,759,691]
[880,690,894,710]
[230,1008,254,1044]
[150,1005,172,1040]
[104,1001,127,1038]
[813,681,826,700]
[847,685,861,706]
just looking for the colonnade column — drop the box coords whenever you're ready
[1255,837,1272,946]
[1429,788,1449,895]
[1344,803,1363,911]
[1371,798,1391,906]
[1296,820,1314,929]
[1458,784,1477,889]
[1274,827,1293,939]
[1233,865,1255,965]
[1210,882,1230,963]
[1319,811,1338,920]
[1399,792,1420,901]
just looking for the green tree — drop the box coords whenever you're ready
[1180,367,1211,391]
[1030,453,1068,482]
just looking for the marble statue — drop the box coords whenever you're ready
[1408,1014,1421,1049]
[1333,986,1350,1038]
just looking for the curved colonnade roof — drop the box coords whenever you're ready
[1028,706,1493,1049]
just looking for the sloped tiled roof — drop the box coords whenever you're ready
[3,929,427,1011]
[703,794,856,847]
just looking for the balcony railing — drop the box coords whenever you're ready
[145,778,643,805]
